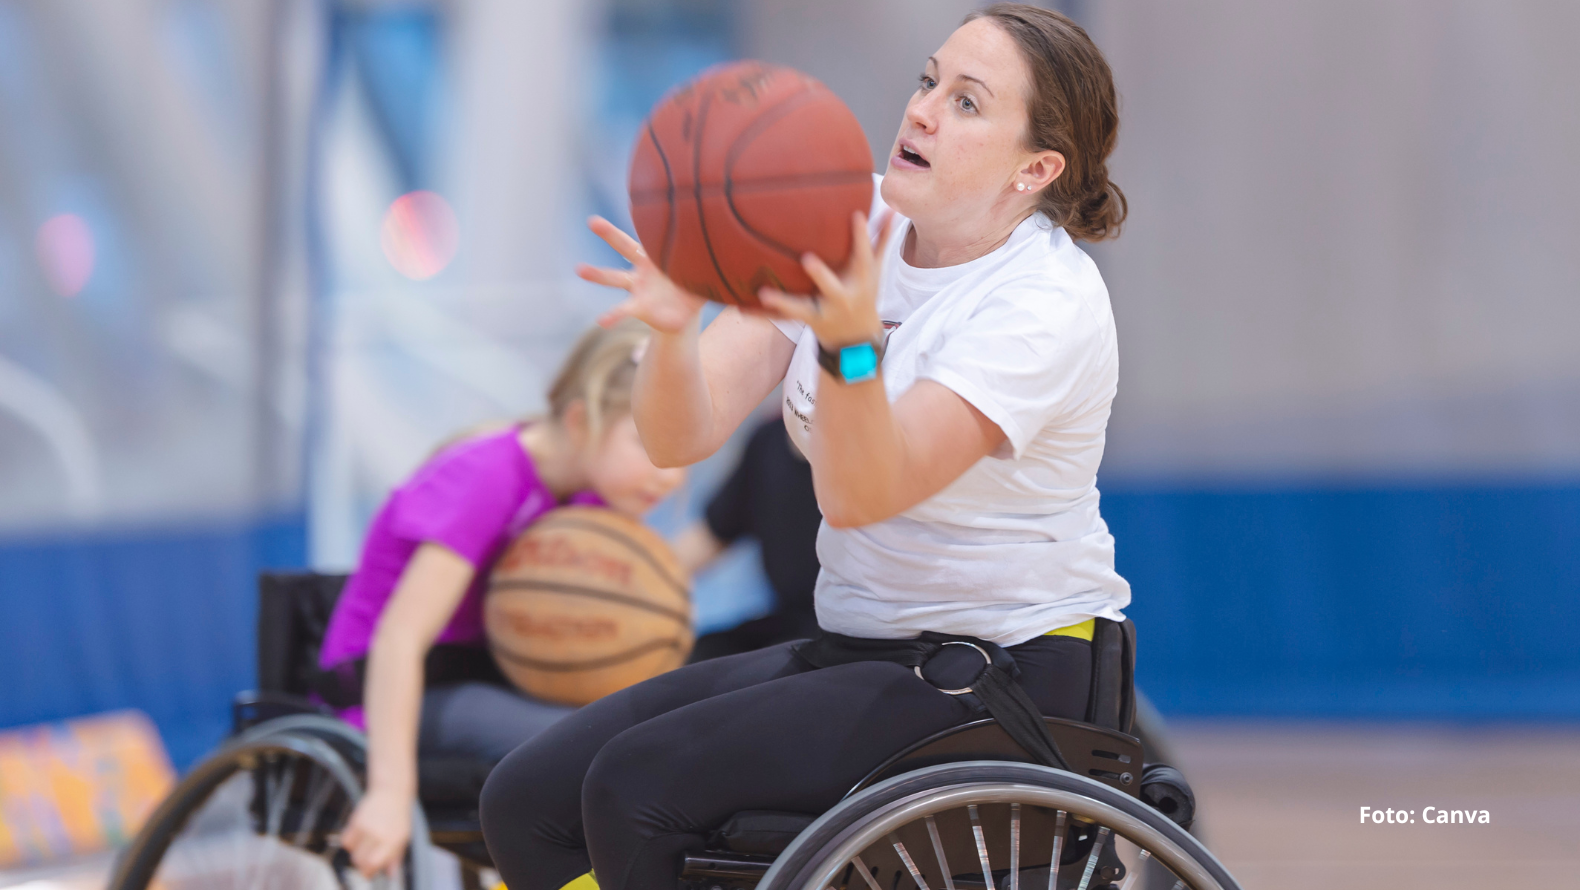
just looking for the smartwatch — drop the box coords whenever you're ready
[817,338,885,385]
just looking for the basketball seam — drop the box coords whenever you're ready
[526,515,691,599]
[645,121,678,270]
[631,171,874,203]
[489,579,690,625]
[691,89,742,303]
[724,91,872,262]
[490,637,685,673]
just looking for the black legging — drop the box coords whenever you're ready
[479,636,1092,890]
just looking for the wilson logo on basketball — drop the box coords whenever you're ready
[486,506,694,707]
[718,69,774,105]
[496,610,619,642]
[499,537,634,588]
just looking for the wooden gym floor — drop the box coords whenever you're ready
[1171,722,1580,889]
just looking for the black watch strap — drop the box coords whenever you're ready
[817,337,885,384]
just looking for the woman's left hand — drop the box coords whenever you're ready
[759,210,896,348]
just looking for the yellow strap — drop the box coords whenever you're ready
[552,874,598,890]
[1044,618,1095,641]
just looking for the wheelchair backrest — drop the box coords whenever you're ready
[257,572,349,696]
[1084,617,1137,734]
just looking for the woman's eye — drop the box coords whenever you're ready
[960,96,976,112]
[918,75,936,90]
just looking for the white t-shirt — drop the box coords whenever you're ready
[771,176,1130,646]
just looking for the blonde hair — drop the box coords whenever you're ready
[428,319,649,457]
[545,317,649,441]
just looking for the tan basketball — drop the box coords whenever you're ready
[485,506,693,706]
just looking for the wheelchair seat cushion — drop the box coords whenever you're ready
[708,810,818,855]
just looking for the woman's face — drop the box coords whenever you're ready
[881,18,1044,229]
[583,413,686,517]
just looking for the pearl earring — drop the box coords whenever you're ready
[1016,183,1027,192]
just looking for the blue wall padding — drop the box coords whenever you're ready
[2,484,1577,776]
[0,516,307,768]
[1106,481,1580,718]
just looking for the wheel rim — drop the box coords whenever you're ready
[800,784,1220,890]
[131,739,404,890]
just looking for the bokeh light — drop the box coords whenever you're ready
[35,213,96,297]
[380,190,459,280]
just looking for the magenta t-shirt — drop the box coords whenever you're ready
[319,426,602,687]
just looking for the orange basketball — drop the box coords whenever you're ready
[628,60,874,308]
[485,507,693,706]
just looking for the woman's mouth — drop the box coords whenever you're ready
[895,144,931,170]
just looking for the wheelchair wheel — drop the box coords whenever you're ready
[757,762,1240,890]
[109,717,431,890]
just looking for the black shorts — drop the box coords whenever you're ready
[479,634,1092,890]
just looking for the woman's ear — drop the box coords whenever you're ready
[1022,150,1066,192]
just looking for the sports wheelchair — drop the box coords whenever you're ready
[109,572,1241,890]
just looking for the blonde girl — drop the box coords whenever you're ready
[318,319,685,876]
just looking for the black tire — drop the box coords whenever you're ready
[758,761,1241,890]
[108,717,432,890]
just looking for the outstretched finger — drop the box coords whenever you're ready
[800,252,845,302]
[758,288,820,324]
[587,216,650,267]
[596,296,644,328]
[576,263,635,291]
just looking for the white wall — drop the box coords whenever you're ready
[1090,0,1580,479]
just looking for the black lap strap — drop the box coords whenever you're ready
[794,631,1071,772]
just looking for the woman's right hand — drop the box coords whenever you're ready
[576,216,706,334]
[341,786,414,877]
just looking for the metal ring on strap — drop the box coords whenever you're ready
[913,641,992,695]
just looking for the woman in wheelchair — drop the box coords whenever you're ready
[319,320,685,876]
[481,6,1142,890]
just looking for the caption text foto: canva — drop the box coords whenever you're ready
[1360,807,1490,824]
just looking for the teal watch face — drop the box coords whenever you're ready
[839,342,879,383]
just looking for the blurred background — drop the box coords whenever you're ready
[1,0,1576,886]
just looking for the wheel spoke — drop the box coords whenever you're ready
[1117,849,1150,890]
[967,805,994,890]
[1075,826,1110,890]
[293,767,337,848]
[239,755,283,889]
[925,815,955,890]
[891,835,931,890]
[1046,810,1066,890]
[266,755,293,837]
[852,855,885,890]
[1008,803,1020,890]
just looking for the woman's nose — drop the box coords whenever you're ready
[906,93,939,132]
